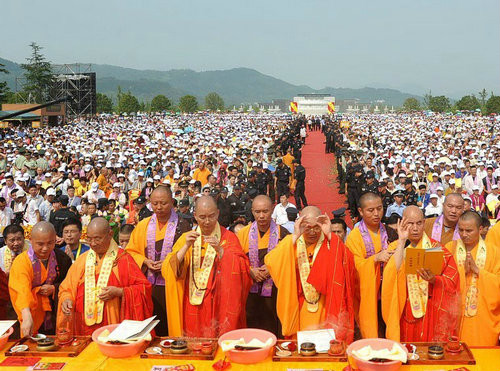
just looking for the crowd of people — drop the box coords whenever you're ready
[335,113,500,227]
[0,111,498,349]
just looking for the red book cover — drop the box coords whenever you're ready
[0,357,41,366]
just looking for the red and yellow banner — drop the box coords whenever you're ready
[290,101,298,113]
[328,102,335,113]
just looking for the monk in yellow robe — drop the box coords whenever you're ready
[346,192,393,338]
[9,222,72,336]
[382,206,460,342]
[126,186,190,335]
[265,206,356,342]
[162,196,251,337]
[485,218,500,248]
[424,193,464,246]
[446,211,500,346]
[237,195,289,336]
[58,218,153,335]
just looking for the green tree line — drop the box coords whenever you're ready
[401,89,500,115]
[96,90,227,114]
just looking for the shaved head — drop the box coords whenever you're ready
[31,221,56,239]
[300,206,323,245]
[195,195,218,212]
[442,193,465,225]
[358,192,383,228]
[402,205,424,220]
[300,206,322,219]
[150,185,173,219]
[444,193,464,205]
[458,210,483,248]
[402,205,425,244]
[359,192,382,209]
[87,217,113,256]
[252,195,273,231]
[459,210,482,228]
[151,185,172,198]
[194,195,219,234]
[31,221,56,260]
[252,195,273,209]
[88,217,111,234]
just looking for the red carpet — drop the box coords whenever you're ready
[300,130,347,220]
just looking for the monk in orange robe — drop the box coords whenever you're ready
[126,186,190,335]
[237,195,289,336]
[485,218,500,248]
[446,211,500,346]
[192,162,211,187]
[382,206,460,342]
[424,193,464,246]
[96,168,112,197]
[162,196,251,337]
[346,192,392,338]
[265,206,355,342]
[9,222,72,336]
[58,218,153,335]
[282,149,295,183]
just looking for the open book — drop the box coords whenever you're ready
[0,320,16,336]
[107,316,159,342]
[405,246,444,276]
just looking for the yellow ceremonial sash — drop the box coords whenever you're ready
[3,247,13,274]
[188,224,221,306]
[406,233,433,319]
[456,239,487,317]
[296,233,324,313]
[84,244,118,326]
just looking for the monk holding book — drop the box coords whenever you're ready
[382,206,460,342]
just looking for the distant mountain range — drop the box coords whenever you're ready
[0,57,421,107]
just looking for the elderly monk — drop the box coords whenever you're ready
[265,206,356,342]
[346,192,392,338]
[126,186,190,335]
[58,217,153,335]
[9,222,72,336]
[236,195,290,336]
[446,211,500,346]
[382,206,460,342]
[162,196,251,337]
[424,193,464,246]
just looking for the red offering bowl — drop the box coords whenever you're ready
[190,342,202,352]
[346,338,407,371]
[447,336,461,352]
[92,324,149,358]
[218,328,277,364]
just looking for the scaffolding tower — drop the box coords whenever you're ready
[49,64,96,116]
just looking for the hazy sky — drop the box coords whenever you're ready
[2,0,499,97]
